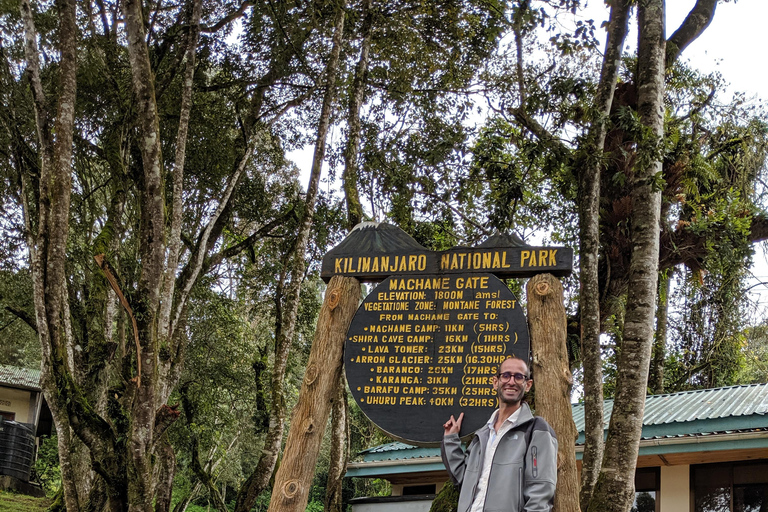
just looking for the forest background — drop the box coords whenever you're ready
[0,0,767,511]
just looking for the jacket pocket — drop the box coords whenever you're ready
[483,462,524,512]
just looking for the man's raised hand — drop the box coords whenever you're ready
[443,413,464,436]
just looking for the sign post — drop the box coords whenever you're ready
[268,222,574,512]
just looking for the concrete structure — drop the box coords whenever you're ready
[346,383,768,512]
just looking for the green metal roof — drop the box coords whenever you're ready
[346,383,768,477]
[572,382,768,444]
[0,364,41,391]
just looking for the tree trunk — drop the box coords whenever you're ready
[649,274,669,394]
[586,2,666,511]
[20,0,80,507]
[324,374,349,512]
[576,3,630,509]
[154,437,177,512]
[342,0,372,229]
[235,4,346,511]
[267,275,361,512]
[527,274,579,512]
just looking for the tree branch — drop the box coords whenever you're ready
[205,210,295,270]
[159,0,202,343]
[3,306,37,333]
[94,254,142,387]
[201,0,254,33]
[169,130,262,341]
[660,213,768,272]
[666,0,717,67]
[510,107,572,157]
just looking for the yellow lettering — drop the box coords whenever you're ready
[521,250,530,267]
[549,249,557,266]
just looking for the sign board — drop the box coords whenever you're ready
[324,223,572,445]
[345,273,529,445]
[321,224,573,283]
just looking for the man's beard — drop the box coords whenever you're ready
[497,384,525,405]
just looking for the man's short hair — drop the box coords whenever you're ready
[497,355,531,378]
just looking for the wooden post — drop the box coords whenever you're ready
[526,274,580,512]
[267,275,361,512]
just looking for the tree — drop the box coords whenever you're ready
[584,2,666,509]
[458,2,765,510]
[3,0,343,508]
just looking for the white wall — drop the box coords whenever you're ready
[0,387,33,423]
[660,465,690,512]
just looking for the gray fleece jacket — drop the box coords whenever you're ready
[440,403,557,512]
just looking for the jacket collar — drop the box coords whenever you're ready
[516,402,534,425]
[474,402,534,444]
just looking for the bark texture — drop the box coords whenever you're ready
[649,275,669,395]
[586,2,666,511]
[122,0,167,506]
[576,2,630,508]
[527,274,579,512]
[267,275,361,512]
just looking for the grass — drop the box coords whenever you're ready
[0,490,51,512]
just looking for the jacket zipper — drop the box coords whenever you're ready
[478,420,534,512]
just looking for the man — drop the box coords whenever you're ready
[441,357,557,512]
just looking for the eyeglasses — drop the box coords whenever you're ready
[497,372,528,383]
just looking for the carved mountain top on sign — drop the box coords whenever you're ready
[477,232,529,248]
[329,222,427,256]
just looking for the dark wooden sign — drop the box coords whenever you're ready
[322,223,573,282]
[345,273,529,445]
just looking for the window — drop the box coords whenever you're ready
[402,484,436,496]
[0,411,15,421]
[693,461,768,512]
[632,467,659,512]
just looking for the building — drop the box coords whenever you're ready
[0,364,46,429]
[0,364,52,494]
[345,383,768,512]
